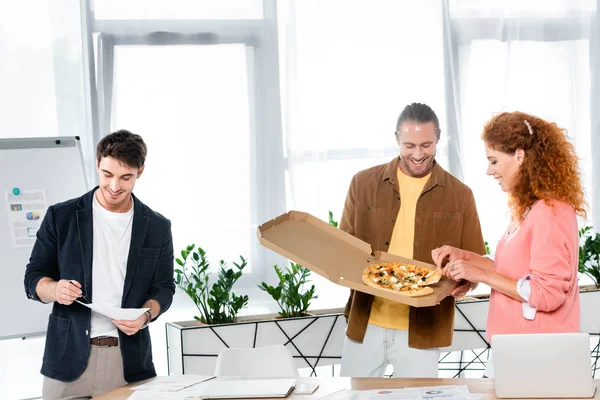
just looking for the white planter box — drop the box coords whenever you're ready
[166,309,346,376]
[166,289,600,377]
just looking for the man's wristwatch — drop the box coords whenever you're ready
[141,310,152,329]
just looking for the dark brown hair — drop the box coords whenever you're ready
[481,111,586,220]
[396,102,441,138]
[96,129,147,169]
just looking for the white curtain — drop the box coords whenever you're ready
[277,0,448,302]
[277,0,448,221]
[0,1,93,398]
[444,0,596,254]
[0,0,96,184]
[278,0,600,293]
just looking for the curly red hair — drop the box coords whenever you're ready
[481,111,587,221]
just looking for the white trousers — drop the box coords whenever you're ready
[340,324,440,378]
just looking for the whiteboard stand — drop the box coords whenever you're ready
[0,136,89,340]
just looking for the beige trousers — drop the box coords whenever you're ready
[42,344,127,400]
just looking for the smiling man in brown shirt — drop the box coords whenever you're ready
[339,102,485,377]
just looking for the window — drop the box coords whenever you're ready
[448,2,594,253]
[0,1,58,138]
[278,0,448,219]
[93,0,264,20]
[111,44,254,274]
[446,0,595,292]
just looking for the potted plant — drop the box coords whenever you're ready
[258,262,317,318]
[328,210,338,228]
[256,210,335,316]
[174,244,249,324]
[167,242,345,377]
[579,226,600,288]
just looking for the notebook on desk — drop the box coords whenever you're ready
[193,378,296,399]
[493,333,596,398]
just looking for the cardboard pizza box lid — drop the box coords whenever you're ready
[257,210,457,308]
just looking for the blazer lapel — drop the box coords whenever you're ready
[122,195,149,303]
[76,191,95,299]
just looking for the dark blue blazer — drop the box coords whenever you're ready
[24,188,175,383]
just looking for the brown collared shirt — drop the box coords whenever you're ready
[340,157,486,349]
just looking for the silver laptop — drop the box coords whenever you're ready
[493,333,596,398]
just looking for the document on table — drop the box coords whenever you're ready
[128,378,296,400]
[132,375,213,392]
[359,386,472,400]
[323,386,474,400]
[76,300,148,320]
[128,391,186,400]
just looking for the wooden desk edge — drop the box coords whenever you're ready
[93,377,600,400]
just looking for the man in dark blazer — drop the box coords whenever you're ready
[24,130,175,399]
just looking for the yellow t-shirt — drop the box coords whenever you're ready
[368,168,431,330]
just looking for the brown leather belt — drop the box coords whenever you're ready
[90,336,119,347]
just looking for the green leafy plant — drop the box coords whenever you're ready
[328,210,339,228]
[175,244,249,324]
[258,262,317,318]
[258,211,338,318]
[579,226,600,288]
[484,241,491,255]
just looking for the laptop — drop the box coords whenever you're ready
[493,333,596,398]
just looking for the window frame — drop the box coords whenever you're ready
[89,0,287,286]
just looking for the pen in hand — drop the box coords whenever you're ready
[70,280,92,303]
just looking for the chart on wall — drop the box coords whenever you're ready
[4,189,47,248]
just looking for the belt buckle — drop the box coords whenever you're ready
[96,336,113,347]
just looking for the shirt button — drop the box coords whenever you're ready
[391,218,396,222]
[85,330,89,335]
[385,241,390,245]
[397,196,400,200]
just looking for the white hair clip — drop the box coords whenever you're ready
[523,120,533,135]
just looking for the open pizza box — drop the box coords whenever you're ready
[257,210,458,308]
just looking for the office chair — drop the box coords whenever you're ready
[214,344,299,377]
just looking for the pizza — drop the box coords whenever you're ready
[362,262,442,297]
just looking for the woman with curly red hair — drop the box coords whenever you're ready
[431,111,587,376]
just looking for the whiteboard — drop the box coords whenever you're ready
[0,137,88,339]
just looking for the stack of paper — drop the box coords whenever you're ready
[128,377,296,400]
[128,376,212,400]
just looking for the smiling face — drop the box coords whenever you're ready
[485,144,523,193]
[396,121,438,178]
[96,156,144,212]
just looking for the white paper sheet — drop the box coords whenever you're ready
[181,378,297,399]
[127,391,187,400]
[133,375,213,392]
[354,385,472,400]
[76,300,148,321]
[128,378,296,400]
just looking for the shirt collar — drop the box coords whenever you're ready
[383,156,447,188]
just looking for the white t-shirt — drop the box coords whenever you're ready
[90,190,134,338]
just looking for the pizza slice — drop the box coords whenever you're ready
[361,261,442,297]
